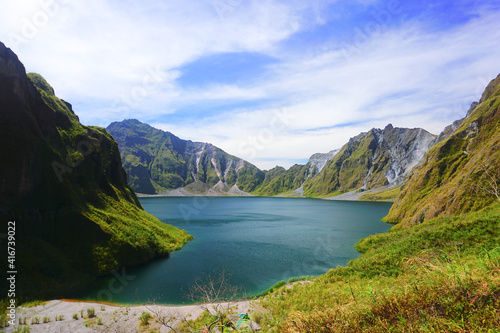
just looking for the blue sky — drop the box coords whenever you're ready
[1,0,500,169]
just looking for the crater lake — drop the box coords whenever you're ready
[79,197,392,304]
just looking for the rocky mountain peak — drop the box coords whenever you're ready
[303,125,437,197]
[307,149,340,176]
[107,119,264,195]
[436,75,500,144]
[0,42,40,113]
[479,73,500,104]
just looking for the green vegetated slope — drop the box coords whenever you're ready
[258,74,500,332]
[106,119,265,195]
[385,73,500,228]
[0,42,192,299]
[262,76,500,333]
[303,125,436,198]
[358,186,402,202]
[252,164,308,196]
[253,150,340,196]
[261,204,500,332]
[109,118,437,199]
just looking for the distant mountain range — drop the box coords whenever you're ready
[107,120,437,200]
[107,119,265,195]
[303,124,437,199]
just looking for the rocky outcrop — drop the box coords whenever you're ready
[307,149,340,178]
[303,125,437,197]
[437,102,479,142]
[377,124,437,185]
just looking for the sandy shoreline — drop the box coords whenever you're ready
[6,299,260,332]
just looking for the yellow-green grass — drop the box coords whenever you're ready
[82,185,193,274]
[358,186,401,202]
[260,203,500,332]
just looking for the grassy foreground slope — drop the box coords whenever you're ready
[260,74,500,332]
[261,204,500,332]
[0,43,192,299]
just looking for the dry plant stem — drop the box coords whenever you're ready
[477,164,500,203]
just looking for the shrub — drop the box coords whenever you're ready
[87,308,95,318]
[12,326,31,333]
[0,314,8,328]
[252,312,263,325]
[72,313,78,320]
[139,312,151,326]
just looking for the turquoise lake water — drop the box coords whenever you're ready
[80,197,392,304]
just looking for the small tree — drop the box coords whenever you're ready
[140,270,242,332]
[143,301,180,333]
[186,270,241,332]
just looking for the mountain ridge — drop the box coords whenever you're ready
[107,119,265,196]
[384,73,500,227]
[109,119,437,199]
[302,124,437,198]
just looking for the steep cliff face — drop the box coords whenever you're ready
[107,119,264,195]
[384,73,500,228]
[303,125,437,197]
[0,42,191,298]
[306,150,340,179]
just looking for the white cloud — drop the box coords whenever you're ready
[0,0,302,106]
[151,10,500,169]
[1,1,499,169]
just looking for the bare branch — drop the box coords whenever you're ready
[185,269,242,332]
[475,163,500,203]
[143,301,180,333]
